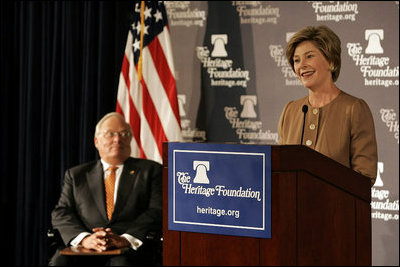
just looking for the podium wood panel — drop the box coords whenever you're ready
[297,171,356,265]
[163,144,371,266]
[260,172,296,265]
[162,166,180,265]
[181,232,259,266]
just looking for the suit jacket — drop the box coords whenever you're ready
[51,157,162,246]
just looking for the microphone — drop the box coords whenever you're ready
[300,105,308,145]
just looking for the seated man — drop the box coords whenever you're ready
[49,112,162,266]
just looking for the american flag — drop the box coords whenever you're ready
[116,1,182,164]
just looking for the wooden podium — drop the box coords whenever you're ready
[162,144,371,266]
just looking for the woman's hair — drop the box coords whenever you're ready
[286,25,341,82]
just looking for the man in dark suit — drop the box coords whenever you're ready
[49,112,162,266]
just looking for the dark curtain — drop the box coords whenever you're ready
[0,1,134,265]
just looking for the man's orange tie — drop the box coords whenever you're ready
[105,166,118,220]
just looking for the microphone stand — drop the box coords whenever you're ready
[300,105,308,145]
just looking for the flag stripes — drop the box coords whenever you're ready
[116,1,182,164]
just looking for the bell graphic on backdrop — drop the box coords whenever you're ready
[178,94,186,117]
[365,29,384,54]
[193,161,210,184]
[374,162,384,187]
[211,34,228,57]
[240,95,257,118]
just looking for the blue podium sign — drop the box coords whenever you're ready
[168,142,271,238]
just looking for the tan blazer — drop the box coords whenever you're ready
[278,91,377,185]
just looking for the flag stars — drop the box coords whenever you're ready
[154,10,163,22]
[129,2,167,57]
[134,22,141,34]
[144,6,152,20]
[143,24,149,35]
[132,22,149,37]
[133,39,140,52]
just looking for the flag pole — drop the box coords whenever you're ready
[138,1,145,81]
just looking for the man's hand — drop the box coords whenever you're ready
[101,228,131,249]
[80,228,108,252]
[80,227,130,251]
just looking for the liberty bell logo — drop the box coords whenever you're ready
[211,34,228,57]
[177,94,186,117]
[240,95,257,118]
[365,29,384,54]
[374,162,384,187]
[193,161,210,184]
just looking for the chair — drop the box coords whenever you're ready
[47,228,63,263]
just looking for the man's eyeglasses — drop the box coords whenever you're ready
[101,130,131,139]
